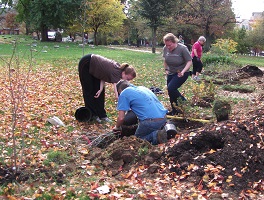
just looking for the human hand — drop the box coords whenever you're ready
[177,71,184,77]
[113,126,122,134]
[115,94,119,101]
[94,89,102,98]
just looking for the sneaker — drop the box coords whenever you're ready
[100,117,112,123]
[91,116,102,123]
[157,129,168,144]
[193,76,201,81]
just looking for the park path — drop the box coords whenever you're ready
[108,46,161,54]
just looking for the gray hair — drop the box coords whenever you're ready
[198,36,206,42]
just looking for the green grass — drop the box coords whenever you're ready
[0,35,163,86]
[235,55,264,67]
[0,34,262,120]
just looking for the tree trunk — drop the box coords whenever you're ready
[204,25,214,52]
[40,26,48,42]
[151,26,157,54]
[94,31,98,46]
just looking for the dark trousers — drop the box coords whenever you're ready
[167,72,189,111]
[78,54,107,118]
[192,57,203,74]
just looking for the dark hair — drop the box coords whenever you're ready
[116,80,130,95]
[120,63,136,78]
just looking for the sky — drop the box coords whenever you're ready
[232,0,264,19]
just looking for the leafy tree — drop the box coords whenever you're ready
[248,16,264,55]
[229,27,250,54]
[174,0,236,51]
[84,0,126,45]
[4,12,19,33]
[133,0,174,53]
[15,0,32,35]
[16,0,82,41]
[124,6,151,47]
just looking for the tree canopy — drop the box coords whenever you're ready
[173,0,236,50]
[134,0,174,53]
[248,16,264,54]
[84,0,126,45]
[16,0,82,41]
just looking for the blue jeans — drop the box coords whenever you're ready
[167,72,189,111]
[135,119,166,145]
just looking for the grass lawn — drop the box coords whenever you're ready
[1,35,263,121]
[235,55,264,67]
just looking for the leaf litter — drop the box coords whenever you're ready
[0,65,263,199]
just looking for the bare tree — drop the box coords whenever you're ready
[1,40,34,174]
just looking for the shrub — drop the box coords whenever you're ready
[203,38,237,66]
[212,99,232,122]
[211,38,238,55]
[203,53,232,66]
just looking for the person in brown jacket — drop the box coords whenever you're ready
[78,54,136,122]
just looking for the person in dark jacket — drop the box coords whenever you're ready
[78,54,136,122]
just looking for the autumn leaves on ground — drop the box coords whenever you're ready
[0,58,264,199]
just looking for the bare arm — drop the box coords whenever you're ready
[178,60,192,77]
[94,80,105,98]
[113,83,118,100]
[113,110,126,131]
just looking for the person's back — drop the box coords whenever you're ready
[118,85,167,121]
[115,80,168,145]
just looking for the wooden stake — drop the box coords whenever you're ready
[166,115,212,123]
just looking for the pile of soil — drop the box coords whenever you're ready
[165,110,264,196]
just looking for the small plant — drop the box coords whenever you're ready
[191,80,216,107]
[44,150,69,166]
[212,99,232,122]
[138,145,149,156]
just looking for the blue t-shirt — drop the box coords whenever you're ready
[117,85,167,121]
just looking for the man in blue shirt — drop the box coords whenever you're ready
[113,80,168,145]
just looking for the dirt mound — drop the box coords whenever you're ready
[86,136,162,176]
[239,65,264,77]
[165,108,264,195]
